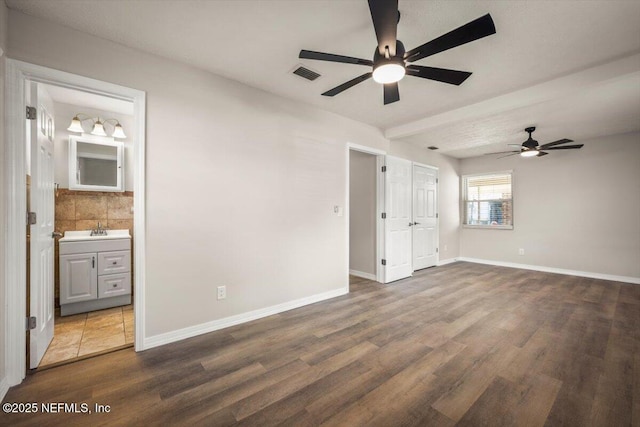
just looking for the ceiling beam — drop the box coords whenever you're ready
[384,52,640,140]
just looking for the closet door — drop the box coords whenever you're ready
[384,156,413,282]
[412,165,438,270]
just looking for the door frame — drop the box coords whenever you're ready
[346,143,386,284]
[411,162,439,270]
[4,59,147,386]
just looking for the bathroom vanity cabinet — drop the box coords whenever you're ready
[59,232,131,316]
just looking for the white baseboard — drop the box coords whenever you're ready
[143,287,348,350]
[0,377,9,403]
[436,258,458,266]
[457,257,640,285]
[349,269,376,281]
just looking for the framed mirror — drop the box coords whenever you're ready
[69,135,124,192]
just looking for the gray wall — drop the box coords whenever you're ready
[0,0,8,395]
[349,150,377,276]
[459,132,640,278]
[7,10,400,340]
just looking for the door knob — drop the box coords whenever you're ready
[51,231,63,238]
[408,223,413,227]
[413,222,420,225]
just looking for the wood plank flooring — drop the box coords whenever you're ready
[1,262,639,426]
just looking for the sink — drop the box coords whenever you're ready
[60,229,131,242]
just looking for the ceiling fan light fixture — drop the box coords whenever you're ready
[520,149,539,158]
[372,60,405,84]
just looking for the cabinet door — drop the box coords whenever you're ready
[98,250,131,275]
[60,253,97,304]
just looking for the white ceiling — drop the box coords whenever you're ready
[43,84,134,115]
[8,0,640,157]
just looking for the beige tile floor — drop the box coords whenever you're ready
[39,304,134,367]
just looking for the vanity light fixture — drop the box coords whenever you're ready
[67,113,127,139]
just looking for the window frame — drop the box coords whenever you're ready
[462,170,514,230]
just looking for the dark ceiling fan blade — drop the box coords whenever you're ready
[497,152,520,159]
[405,13,496,63]
[539,138,574,149]
[537,151,549,157]
[544,144,584,150]
[383,82,400,105]
[485,151,519,155]
[406,65,472,85]
[299,50,373,67]
[368,0,399,56]
[322,73,372,97]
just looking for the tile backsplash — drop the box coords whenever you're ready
[54,189,134,307]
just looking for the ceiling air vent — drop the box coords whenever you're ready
[428,146,439,150]
[292,65,321,81]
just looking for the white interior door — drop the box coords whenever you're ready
[412,165,438,270]
[384,156,412,283]
[29,82,56,368]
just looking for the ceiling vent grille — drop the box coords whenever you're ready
[428,146,439,150]
[293,65,321,81]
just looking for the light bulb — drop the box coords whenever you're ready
[91,120,107,137]
[67,116,84,133]
[112,123,127,139]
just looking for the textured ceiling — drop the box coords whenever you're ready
[7,0,640,157]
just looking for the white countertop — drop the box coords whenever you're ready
[60,229,131,242]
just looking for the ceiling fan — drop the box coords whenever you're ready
[298,0,496,105]
[486,127,584,158]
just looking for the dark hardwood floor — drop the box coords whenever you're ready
[2,262,639,426]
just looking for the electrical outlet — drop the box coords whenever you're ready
[518,248,525,256]
[217,286,226,300]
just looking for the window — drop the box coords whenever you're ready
[463,171,513,229]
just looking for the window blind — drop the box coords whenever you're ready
[464,172,513,228]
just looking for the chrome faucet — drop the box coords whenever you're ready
[90,222,108,236]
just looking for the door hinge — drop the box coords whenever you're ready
[27,211,37,225]
[436,213,439,219]
[26,316,36,331]
[436,248,439,253]
[436,178,439,184]
[381,259,387,266]
[26,106,37,120]
[381,166,387,172]
[381,212,386,219]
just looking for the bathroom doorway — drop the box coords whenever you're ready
[28,82,136,369]
[4,60,146,382]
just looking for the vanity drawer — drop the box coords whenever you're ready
[98,273,131,298]
[98,251,131,275]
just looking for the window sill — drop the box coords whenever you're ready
[463,225,513,230]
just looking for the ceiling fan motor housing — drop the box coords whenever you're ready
[373,40,406,69]
[523,126,538,150]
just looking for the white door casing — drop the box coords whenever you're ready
[412,165,438,270]
[29,82,56,368]
[5,60,146,387]
[384,156,413,283]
